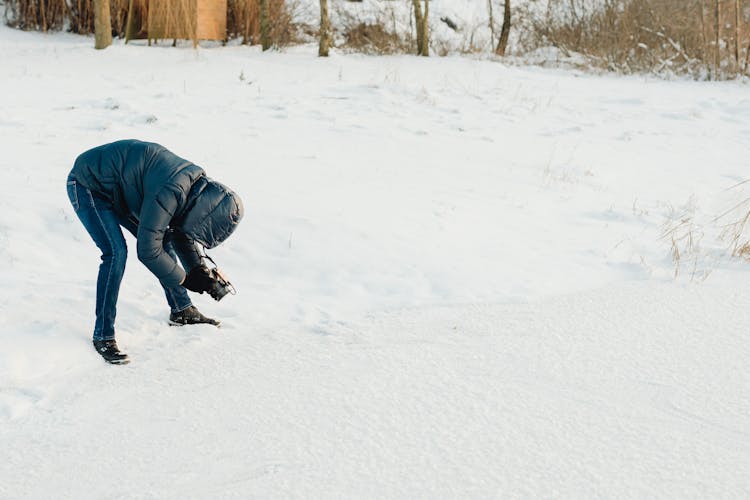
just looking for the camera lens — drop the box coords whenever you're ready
[209,281,230,301]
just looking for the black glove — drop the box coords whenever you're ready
[182,266,216,294]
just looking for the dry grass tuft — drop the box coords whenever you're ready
[715,195,750,259]
[735,242,750,261]
[660,196,714,281]
[661,209,702,279]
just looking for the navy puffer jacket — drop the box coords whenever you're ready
[71,140,243,287]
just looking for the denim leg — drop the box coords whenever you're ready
[163,240,192,313]
[118,213,192,314]
[67,177,127,341]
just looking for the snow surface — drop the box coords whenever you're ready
[2,24,750,498]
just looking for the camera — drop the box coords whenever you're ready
[207,267,236,301]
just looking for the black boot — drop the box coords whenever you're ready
[169,306,221,327]
[92,339,130,365]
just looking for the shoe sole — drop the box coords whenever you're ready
[103,357,130,365]
[168,320,221,327]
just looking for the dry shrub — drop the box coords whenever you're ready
[4,0,67,31]
[5,0,294,45]
[227,0,296,46]
[517,0,750,79]
[334,2,411,55]
[147,0,198,41]
[6,0,137,35]
[67,1,96,34]
[145,0,296,45]
[342,22,405,54]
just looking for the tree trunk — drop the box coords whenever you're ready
[487,0,496,48]
[260,0,271,51]
[714,0,721,77]
[412,0,424,55]
[318,0,331,56]
[243,0,251,45]
[40,0,48,31]
[699,0,708,61]
[124,0,135,44]
[496,0,510,56]
[421,0,429,56]
[735,0,741,72]
[94,0,112,49]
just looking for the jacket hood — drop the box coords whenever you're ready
[178,177,243,248]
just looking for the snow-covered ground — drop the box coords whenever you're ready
[1,24,750,498]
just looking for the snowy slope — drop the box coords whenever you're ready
[1,24,750,498]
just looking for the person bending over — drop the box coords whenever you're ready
[66,140,244,364]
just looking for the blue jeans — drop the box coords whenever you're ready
[67,176,192,341]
